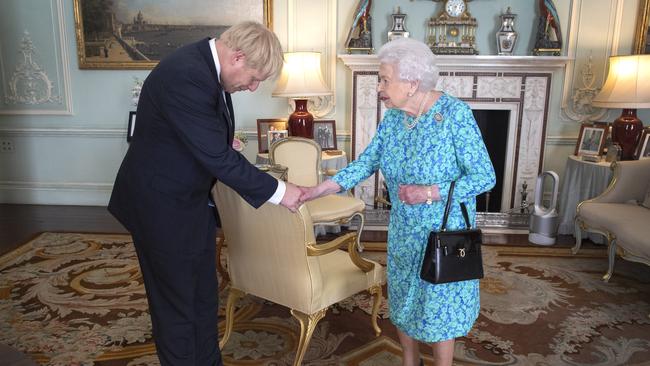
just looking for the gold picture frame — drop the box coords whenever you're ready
[73,0,273,69]
[634,0,650,54]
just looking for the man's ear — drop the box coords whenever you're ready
[231,49,246,65]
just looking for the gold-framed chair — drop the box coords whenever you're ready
[269,137,366,250]
[573,158,650,281]
[213,182,384,366]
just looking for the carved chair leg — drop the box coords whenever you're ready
[603,236,617,282]
[354,212,366,252]
[216,230,230,292]
[369,285,382,336]
[290,308,327,366]
[219,288,244,349]
[572,219,583,255]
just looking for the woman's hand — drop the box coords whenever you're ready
[300,179,342,202]
[398,184,440,205]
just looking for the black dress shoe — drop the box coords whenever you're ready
[419,359,424,366]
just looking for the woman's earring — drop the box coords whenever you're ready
[407,92,414,97]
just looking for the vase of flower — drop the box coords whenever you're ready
[232,131,248,152]
[496,7,517,56]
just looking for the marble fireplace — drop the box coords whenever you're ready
[339,54,570,229]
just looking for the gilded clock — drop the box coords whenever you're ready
[444,0,467,18]
[427,0,478,55]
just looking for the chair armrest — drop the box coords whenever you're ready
[589,159,650,204]
[306,232,375,272]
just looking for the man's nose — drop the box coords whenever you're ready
[248,80,260,92]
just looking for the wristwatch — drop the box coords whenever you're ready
[426,187,433,205]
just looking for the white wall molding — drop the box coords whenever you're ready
[559,0,619,123]
[0,181,112,205]
[0,128,125,138]
[283,0,336,118]
[546,135,578,145]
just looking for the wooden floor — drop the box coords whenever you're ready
[0,204,597,256]
[0,204,128,256]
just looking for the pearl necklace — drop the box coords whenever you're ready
[403,91,431,130]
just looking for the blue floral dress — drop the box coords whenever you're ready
[333,93,496,342]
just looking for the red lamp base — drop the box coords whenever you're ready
[288,99,314,139]
[612,109,644,160]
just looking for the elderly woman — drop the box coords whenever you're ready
[301,38,495,365]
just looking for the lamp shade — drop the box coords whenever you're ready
[272,52,332,98]
[592,55,650,109]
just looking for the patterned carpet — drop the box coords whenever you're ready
[1,232,649,365]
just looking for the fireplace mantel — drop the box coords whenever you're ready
[339,54,572,72]
[339,53,572,219]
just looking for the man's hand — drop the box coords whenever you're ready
[280,182,304,212]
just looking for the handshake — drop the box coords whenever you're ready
[279,180,341,212]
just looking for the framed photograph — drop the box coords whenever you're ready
[257,119,288,153]
[127,111,136,142]
[634,0,650,54]
[73,0,272,69]
[575,122,608,156]
[313,120,337,150]
[635,129,650,159]
[267,130,288,149]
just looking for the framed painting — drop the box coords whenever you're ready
[257,118,288,153]
[634,0,650,54]
[73,0,272,69]
[635,129,650,160]
[313,120,337,150]
[575,122,608,156]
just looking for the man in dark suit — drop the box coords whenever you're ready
[108,21,302,365]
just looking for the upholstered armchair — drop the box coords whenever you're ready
[212,182,385,366]
[573,158,650,281]
[269,137,366,249]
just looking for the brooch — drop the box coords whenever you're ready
[434,113,443,122]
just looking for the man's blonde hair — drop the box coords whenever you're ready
[220,21,284,80]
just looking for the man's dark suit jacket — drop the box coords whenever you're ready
[108,38,278,252]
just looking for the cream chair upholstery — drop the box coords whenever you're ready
[574,158,650,281]
[213,182,384,366]
[269,137,366,249]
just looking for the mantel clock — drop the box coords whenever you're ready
[427,0,478,55]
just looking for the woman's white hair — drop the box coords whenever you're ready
[377,38,439,92]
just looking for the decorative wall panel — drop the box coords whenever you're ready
[0,0,71,115]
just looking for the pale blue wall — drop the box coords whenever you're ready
[0,0,648,205]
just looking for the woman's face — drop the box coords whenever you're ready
[377,63,412,109]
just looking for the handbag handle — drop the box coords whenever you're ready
[439,181,471,232]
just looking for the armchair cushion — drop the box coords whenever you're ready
[643,187,650,209]
[579,202,650,257]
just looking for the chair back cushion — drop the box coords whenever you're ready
[269,137,322,186]
[213,182,327,312]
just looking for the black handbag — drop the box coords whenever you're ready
[420,181,484,284]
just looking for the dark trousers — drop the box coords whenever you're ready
[132,221,222,366]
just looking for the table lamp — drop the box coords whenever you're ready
[592,55,650,160]
[272,52,332,138]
